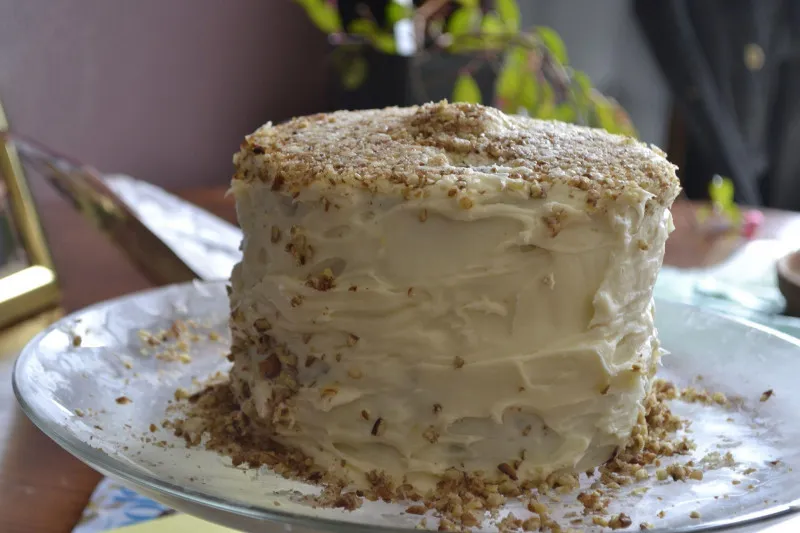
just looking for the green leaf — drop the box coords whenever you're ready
[349,18,396,54]
[590,94,637,137]
[592,97,616,130]
[349,18,377,36]
[519,73,540,114]
[572,70,592,100]
[530,81,556,119]
[496,0,521,32]
[552,104,576,123]
[452,73,482,104]
[496,47,527,102]
[295,0,342,34]
[570,70,593,122]
[386,2,413,25]
[340,55,368,90]
[481,13,506,36]
[448,7,479,37]
[373,33,397,54]
[536,26,568,65]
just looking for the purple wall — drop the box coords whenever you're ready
[0,0,330,199]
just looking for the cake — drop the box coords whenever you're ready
[227,101,680,492]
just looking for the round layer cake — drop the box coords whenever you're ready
[227,101,681,491]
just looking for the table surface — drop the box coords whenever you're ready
[0,187,798,533]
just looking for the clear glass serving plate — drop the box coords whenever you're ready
[13,281,800,532]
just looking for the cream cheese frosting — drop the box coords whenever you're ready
[227,101,681,490]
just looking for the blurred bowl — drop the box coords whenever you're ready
[778,250,800,317]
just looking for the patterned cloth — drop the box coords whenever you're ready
[72,479,173,533]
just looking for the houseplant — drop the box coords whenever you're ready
[295,0,636,136]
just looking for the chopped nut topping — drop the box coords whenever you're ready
[320,386,338,399]
[433,403,442,414]
[347,333,359,347]
[578,491,604,511]
[371,417,385,436]
[522,516,541,531]
[174,387,191,401]
[418,209,428,222]
[422,426,440,443]
[72,335,82,347]
[453,356,465,369]
[347,367,363,379]
[361,410,370,421]
[259,354,282,379]
[270,226,281,243]
[497,462,518,480]
[115,396,132,405]
[760,389,774,402]
[458,196,474,209]
[306,268,336,291]
[608,512,632,529]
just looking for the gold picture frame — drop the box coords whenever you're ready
[0,97,60,328]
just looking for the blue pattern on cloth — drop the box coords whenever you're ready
[72,478,173,533]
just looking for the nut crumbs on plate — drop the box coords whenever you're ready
[156,375,745,532]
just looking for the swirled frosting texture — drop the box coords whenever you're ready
[228,102,680,489]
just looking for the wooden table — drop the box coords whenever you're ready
[0,188,798,533]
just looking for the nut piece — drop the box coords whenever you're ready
[115,396,132,405]
[498,462,518,480]
[453,356,465,369]
[608,513,632,529]
[422,426,440,444]
[259,354,282,379]
[371,417,385,436]
[760,389,774,402]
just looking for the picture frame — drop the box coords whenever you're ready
[0,97,60,328]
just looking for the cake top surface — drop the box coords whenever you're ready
[235,101,679,205]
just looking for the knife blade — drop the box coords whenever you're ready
[2,132,240,285]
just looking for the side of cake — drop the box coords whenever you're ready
[227,102,681,491]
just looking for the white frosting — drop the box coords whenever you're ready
[229,171,674,489]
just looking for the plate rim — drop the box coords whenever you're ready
[12,280,800,533]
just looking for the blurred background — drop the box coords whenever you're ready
[2,0,797,208]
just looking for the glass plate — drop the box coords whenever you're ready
[13,281,800,533]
